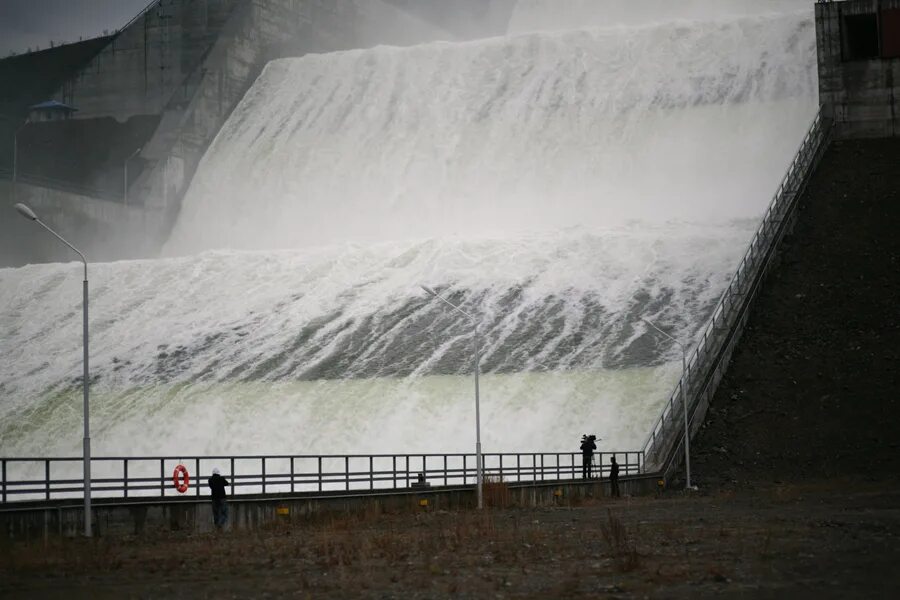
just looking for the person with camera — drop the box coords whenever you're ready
[580,434,597,479]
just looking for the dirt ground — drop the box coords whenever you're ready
[2,479,899,599]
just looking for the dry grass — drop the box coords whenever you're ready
[598,508,640,572]
[483,475,512,508]
[3,483,898,598]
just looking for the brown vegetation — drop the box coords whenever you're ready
[2,480,898,598]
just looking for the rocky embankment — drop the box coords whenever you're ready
[691,137,900,486]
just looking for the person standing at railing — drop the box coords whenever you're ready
[208,467,230,529]
[580,434,597,479]
[609,456,620,497]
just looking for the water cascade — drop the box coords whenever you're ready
[0,2,817,458]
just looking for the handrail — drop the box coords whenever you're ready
[118,0,164,36]
[641,106,833,471]
[0,450,644,504]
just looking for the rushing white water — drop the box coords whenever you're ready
[508,0,813,33]
[0,2,818,460]
[2,223,751,456]
[166,10,816,254]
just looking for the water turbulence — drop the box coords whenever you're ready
[0,2,817,459]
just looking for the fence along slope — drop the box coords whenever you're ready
[642,108,832,475]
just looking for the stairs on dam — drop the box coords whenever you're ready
[689,137,900,486]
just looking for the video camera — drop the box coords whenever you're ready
[581,434,599,443]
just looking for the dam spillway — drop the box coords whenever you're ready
[0,1,817,459]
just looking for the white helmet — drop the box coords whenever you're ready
[212,467,221,475]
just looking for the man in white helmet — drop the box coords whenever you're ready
[208,467,230,529]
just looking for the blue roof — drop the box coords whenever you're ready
[29,100,78,112]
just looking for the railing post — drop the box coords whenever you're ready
[45,460,50,500]
[318,456,322,492]
[392,456,397,489]
[262,457,267,495]
[196,458,201,497]
[369,456,374,490]
[159,459,165,497]
[463,454,468,485]
[345,456,350,491]
[230,457,235,497]
[556,453,560,480]
[516,454,521,482]
[1,459,5,503]
[124,459,129,498]
[290,457,295,494]
[443,455,448,486]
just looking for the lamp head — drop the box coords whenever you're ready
[14,203,38,221]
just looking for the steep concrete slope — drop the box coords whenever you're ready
[692,138,900,485]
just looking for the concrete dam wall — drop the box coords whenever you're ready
[0,0,518,268]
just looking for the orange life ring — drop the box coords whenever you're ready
[173,464,190,494]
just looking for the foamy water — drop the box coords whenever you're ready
[1,2,817,459]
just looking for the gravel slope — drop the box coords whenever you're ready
[690,137,900,486]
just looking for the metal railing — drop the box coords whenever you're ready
[0,451,643,504]
[119,0,164,35]
[642,107,833,471]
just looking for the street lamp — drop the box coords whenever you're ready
[12,118,30,204]
[123,147,141,206]
[641,317,694,490]
[14,203,93,536]
[420,285,484,510]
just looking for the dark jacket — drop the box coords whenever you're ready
[208,473,230,499]
[610,461,620,479]
[580,439,596,455]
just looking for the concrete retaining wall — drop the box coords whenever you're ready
[0,476,660,541]
[58,1,240,121]
[817,0,900,139]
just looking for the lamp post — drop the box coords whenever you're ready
[14,203,92,536]
[12,118,29,204]
[641,317,694,490]
[123,147,141,206]
[420,285,483,510]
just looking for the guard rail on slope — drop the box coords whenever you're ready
[642,108,833,475]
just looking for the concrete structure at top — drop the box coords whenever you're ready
[816,0,900,138]
[0,0,517,267]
